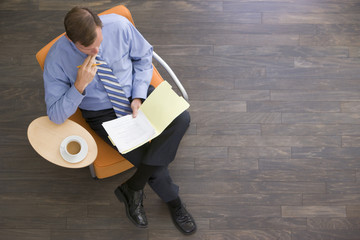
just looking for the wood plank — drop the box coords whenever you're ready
[190,112,280,124]
[327,182,360,194]
[0,0,39,10]
[0,229,50,240]
[214,45,347,57]
[291,147,360,159]
[317,24,360,34]
[174,77,235,90]
[0,204,87,217]
[195,158,258,170]
[224,2,360,13]
[0,191,108,205]
[174,66,266,79]
[235,170,355,182]
[50,229,148,240]
[149,229,291,240]
[295,57,360,68]
[282,206,346,217]
[300,34,360,47]
[292,229,360,240]
[38,1,115,11]
[0,217,66,229]
[140,22,315,35]
[153,45,213,56]
[65,217,134,230]
[341,102,360,112]
[342,136,360,147]
[209,217,307,230]
[145,33,299,45]
[349,47,360,57]
[236,78,360,91]
[176,181,325,194]
[187,89,269,101]
[303,193,360,205]
[259,158,360,170]
[126,0,223,12]
[196,124,261,136]
[307,217,360,230]
[176,146,228,159]
[282,113,360,124]
[247,101,340,113]
[181,193,302,206]
[188,100,246,112]
[156,55,294,67]
[267,66,360,78]
[264,13,360,24]
[182,135,340,147]
[229,147,290,158]
[133,11,261,25]
[346,205,360,217]
[188,205,281,218]
[261,124,360,136]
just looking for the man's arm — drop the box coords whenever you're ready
[126,21,154,117]
[44,55,96,124]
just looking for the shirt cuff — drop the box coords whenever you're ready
[68,85,85,105]
[131,84,149,100]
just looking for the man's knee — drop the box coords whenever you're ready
[174,110,190,129]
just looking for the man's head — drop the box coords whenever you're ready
[64,7,103,55]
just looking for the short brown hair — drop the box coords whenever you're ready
[64,7,103,47]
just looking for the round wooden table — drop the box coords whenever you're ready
[27,116,98,168]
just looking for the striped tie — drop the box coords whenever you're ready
[95,55,132,117]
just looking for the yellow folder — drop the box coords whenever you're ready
[102,81,190,154]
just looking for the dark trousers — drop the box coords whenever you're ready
[80,96,190,202]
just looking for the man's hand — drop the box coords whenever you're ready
[74,55,97,94]
[131,98,142,118]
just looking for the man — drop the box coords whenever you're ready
[43,6,196,235]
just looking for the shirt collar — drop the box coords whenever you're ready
[68,40,87,58]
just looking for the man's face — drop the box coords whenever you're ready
[75,26,103,56]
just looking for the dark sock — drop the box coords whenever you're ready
[167,197,181,209]
[126,163,159,191]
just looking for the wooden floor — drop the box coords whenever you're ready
[1,0,360,239]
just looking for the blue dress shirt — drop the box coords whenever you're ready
[43,14,153,124]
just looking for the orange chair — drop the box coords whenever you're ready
[35,5,188,179]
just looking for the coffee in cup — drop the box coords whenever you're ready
[66,140,81,155]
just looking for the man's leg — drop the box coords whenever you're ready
[81,108,196,234]
[147,166,179,202]
[139,110,190,166]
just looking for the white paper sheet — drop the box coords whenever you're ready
[102,110,156,153]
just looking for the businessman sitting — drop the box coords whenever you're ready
[43,6,196,235]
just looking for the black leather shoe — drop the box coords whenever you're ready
[114,183,148,228]
[168,203,197,235]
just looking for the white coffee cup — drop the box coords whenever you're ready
[60,135,88,163]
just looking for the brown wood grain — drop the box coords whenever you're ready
[1,0,360,239]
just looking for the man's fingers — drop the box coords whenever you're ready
[132,108,138,118]
[81,55,94,69]
[131,99,142,118]
[81,55,91,67]
[86,55,96,68]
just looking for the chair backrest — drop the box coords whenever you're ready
[36,5,135,71]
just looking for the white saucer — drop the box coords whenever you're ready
[60,135,88,163]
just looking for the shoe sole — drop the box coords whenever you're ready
[114,187,148,228]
